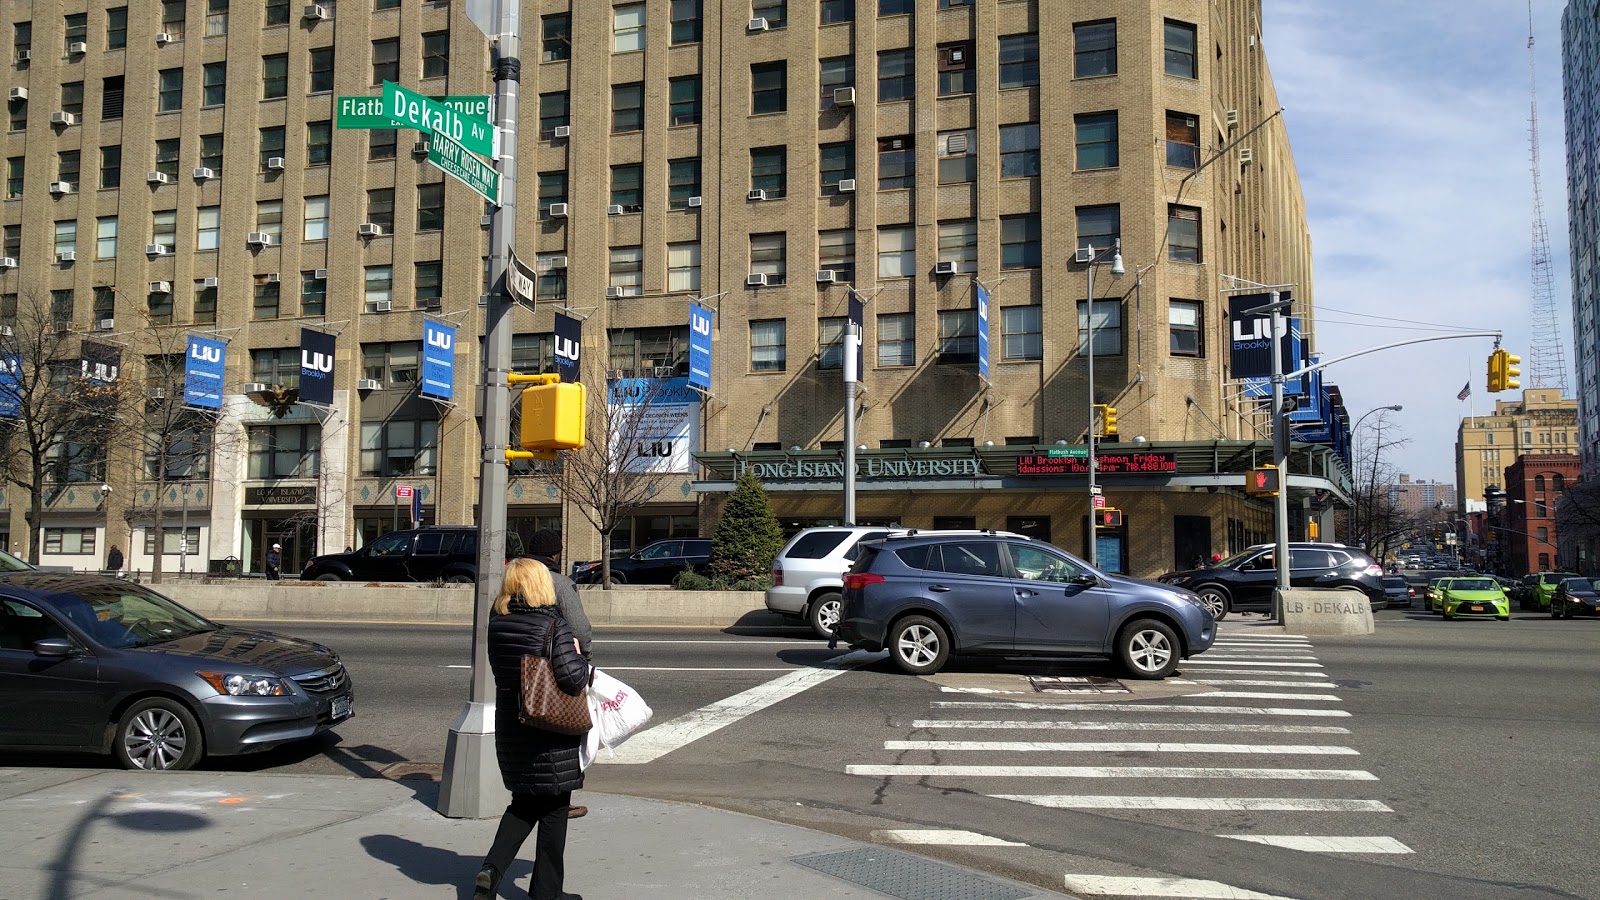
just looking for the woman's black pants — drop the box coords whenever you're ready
[482,790,571,900]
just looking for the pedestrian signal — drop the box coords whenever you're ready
[1245,466,1280,496]
[519,380,587,455]
[1094,508,1123,529]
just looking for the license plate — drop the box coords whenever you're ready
[1470,605,1484,612]
[331,695,352,720]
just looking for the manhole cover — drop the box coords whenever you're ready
[380,763,442,782]
[792,846,1032,900]
[1029,675,1130,694]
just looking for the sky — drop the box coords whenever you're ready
[1262,0,1573,486]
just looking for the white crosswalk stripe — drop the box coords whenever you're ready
[910,720,1352,734]
[1188,679,1340,688]
[1218,835,1413,854]
[1183,659,1324,667]
[997,795,1392,812]
[884,741,1358,755]
[1195,691,1342,701]
[847,765,1377,779]
[1180,667,1333,677]
[931,701,1350,717]
[1063,875,1298,899]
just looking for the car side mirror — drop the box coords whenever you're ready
[33,638,75,657]
[1068,573,1099,587]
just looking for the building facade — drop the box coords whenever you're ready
[1501,453,1578,575]
[0,0,1339,579]
[1456,389,1579,511]
[1385,473,1454,517]
[1564,0,1600,477]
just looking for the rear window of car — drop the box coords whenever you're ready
[785,531,851,559]
[851,546,880,573]
[415,532,457,555]
[894,544,930,570]
[684,540,712,553]
[844,531,891,561]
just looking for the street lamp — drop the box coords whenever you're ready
[1353,405,1403,549]
[1083,240,1124,568]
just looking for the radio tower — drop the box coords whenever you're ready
[1527,0,1569,392]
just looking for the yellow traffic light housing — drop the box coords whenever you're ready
[1103,405,1119,437]
[518,379,587,457]
[1246,465,1281,496]
[1095,508,1123,529]
[1501,349,1521,391]
[1486,351,1502,393]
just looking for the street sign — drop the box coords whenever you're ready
[1093,495,1106,509]
[1047,447,1088,458]
[506,250,537,305]
[428,130,500,205]
[382,81,495,159]
[396,485,414,498]
[337,95,490,129]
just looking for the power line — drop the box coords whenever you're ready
[1315,305,1492,332]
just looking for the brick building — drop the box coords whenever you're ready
[1502,454,1580,575]
[1456,389,1580,512]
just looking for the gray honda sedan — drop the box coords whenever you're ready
[0,573,352,770]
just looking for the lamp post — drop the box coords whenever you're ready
[1083,240,1123,568]
[1353,404,1402,549]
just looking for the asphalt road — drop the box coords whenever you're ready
[8,610,1595,899]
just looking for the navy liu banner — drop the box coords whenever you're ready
[299,328,336,405]
[1228,291,1294,380]
[421,319,456,400]
[554,312,582,382]
[687,302,713,391]
[80,341,121,384]
[183,335,226,409]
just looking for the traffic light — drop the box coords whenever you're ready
[519,380,587,455]
[1486,351,1502,393]
[1501,349,1521,391]
[1103,405,1119,437]
[1095,508,1123,529]
[1245,465,1281,496]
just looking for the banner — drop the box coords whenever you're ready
[976,284,991,382]
[183,336,227,409]
[80,341,121,385]
[1228,291,1294,380]
[608,376,700,474]
[421,319,456,400]
[687,302,713,391]
[299,328,336,405]
[0,354,19,418]
[847,294,865,378]
[554,312,582,382]
[1241,318,1306,399]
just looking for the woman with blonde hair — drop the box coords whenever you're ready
[474,557,589,900]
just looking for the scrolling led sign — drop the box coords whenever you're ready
[1017,452,1178,476]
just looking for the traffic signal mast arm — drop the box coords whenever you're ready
[1281,331,1504,382]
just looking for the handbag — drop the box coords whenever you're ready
[586,668,653,749]
[516,618,592,736]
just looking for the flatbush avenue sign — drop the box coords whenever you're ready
[738,457,982,481]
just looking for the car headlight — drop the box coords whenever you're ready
[198,671,291,696]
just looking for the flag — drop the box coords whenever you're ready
[1456,381,1471,401]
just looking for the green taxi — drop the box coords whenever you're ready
[1437,577,1511,621]
[1531,572,1581,611]
[1423,577,1454,612]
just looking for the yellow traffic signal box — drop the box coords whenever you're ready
[1104,406,1119,437]
[520,381,587,452]
[1246,465,1281,496]
[1500,349,1521,391]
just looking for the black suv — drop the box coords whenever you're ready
[1157,542,1385,620]
[300,527,524,583]
[572,539,713,585]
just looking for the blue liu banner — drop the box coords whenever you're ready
[421,319,456,400]
[688,302,713,391]
[183,336,227,409]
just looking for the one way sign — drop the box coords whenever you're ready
[505,250,538,306]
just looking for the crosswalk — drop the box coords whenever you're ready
[848,629,1407,900]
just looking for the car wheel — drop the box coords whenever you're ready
[888,615,950,676]
[605,572,627,587]
[808,592,843,639]
[1497,616,1510,621]
[446,574,473,584]
[1195,587,1229,621]
[1118,618,1181,679]
[1551,605,1562,619]
[115,698,204,772]
[315,573,342,582]
[1562,604,1574,619]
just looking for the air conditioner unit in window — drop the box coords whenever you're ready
[0,257,15,269]
[552,125,571,139]
[50,111,77,126]
[837,178,857,193]
[832,87,856,107]
[14,50,29,63]
[149,281,171,293]
[372,300,393,312]
[606,204,624,216]
[199,276,219,287]
[266,157,286,171]
[246,232,273,247]
[150,385,165,399]
[356,378,382,391]
[815,270,837,284]
[155,32,173,45]
[686,196,703,208]
[480,214,493,226]
[653,366,675,378]
[97,318,115,331]
[422,296,442,310]
[56,250,76,263]
[7,87,25,100]
[933,261,958,276]
[1225,109,1239,128]
[67,42,87,55]
[746,273,768,287]
[746,189,767,202]
[547,202,569,218]
[242,382,268,394]
[312,269,327,280]
[748,17,769,31]
[146,243,170,256]
[147,171,172,185]
[0,325,12,336]
[303,4,330,21]
[1238,147,1255,164]
[192,167,215,180]
[54,323,71,334]
[266,272,281,283]
[412,140,429,156]
[357,223,384,237]
[1073,247,1096,264]
[545,256,569,270]
[48,181,72,194]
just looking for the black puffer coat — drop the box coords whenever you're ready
[488,602,590,794]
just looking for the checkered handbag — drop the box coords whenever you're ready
[517,620,592,736]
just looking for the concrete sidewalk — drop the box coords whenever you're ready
[0,768,1067,899]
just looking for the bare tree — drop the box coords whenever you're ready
[1348,411,1430,562]
[1555,477,1600,574]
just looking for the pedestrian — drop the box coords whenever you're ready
[1190,554,1206,570]
[105,545,123,573]
[1210,553,1222,565]
[524,527,593,819]
[474,557,588,900]
[265,543,282,581]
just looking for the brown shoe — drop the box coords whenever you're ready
[566,805,588,819]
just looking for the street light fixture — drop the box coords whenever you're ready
[1082,239,1124,568]
[1353,404,1404,549]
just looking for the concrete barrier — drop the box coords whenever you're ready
[1277,587,1375,636]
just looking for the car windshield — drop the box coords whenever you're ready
[1541,572,1579,584]
[1561,578,1594,592]
[41,583,217,649]
[1213,548,1264,569]
[1383,577,1407,587]
[0,548,32,572]
[1449,579,1497,591]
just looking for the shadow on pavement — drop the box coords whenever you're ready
[45,790,210,900]
[360,834,529,900]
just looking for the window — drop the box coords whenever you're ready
[879,313,916,366]
[202,62,226,106]
[50,290,74,328]
[254,277,280,319]
[259,126,285,170]
[611,164,643,209]
[206,0,229,37]
[613,83,644,133]
[878,136,914,189]
[249,425,320,478]
[64,13,88,51]
[57,150,80,189]
[751,146,787,197]
[309,47,334,93]
[5,158,20,198]
[266,0,290,26]
[1165,20,1198,78]
[8,95,25,131]
[415,262,442,308]
[749,232,786,284]
[44,528,96,555]
[1535,474,1547,492]
[306,120,332,166]
[106,7,128,48]
[151,210,176,250]
[12,22,29,60]
[102,76,124,119]
[668,158,700,208]
[669,77,701,125]
[1169,300,1202,356]
[539,92,569,138]
[366,188,394,230]
[91,287,115,325]
[1076,204,1121,252]
[509,334,558,375]
[1168,205,1201,262]
[880,0,913,14]
[878,49,914,101]
[1075,112,1118,169]
[155,138,180,178]
[542,14,571,62]
[192,282,217,322]
[608,326,690,377]
[196,206,220,250]
[1002,305,1042,360]
[1001,215,1041,269]
[751,62,787,114]
[369,128,397,160]
[1166,111,1200,168]
[1000,123,1040,178]
[819,229,856,282]
[938,42,974,96]
[143,527,201,557]
[372,39,399,84]
[818,0,855,24]
[614,4,645,53]
[1555,474,1566,491]
[668,242,701,293]
[1078,300,1122,355]
[256,200,283,240]
[609,246,643,293]
[417,183,444,231]
[752,0,787,28]
[365,266,393,307]
[937,130,975,184]
[304,196,329,241]
[751,320,787,372]
[538,171,568,215]
[536,255,566,301]
[158,69,183,111]
[149,288,174,325]
[59,81,83,118]
[251,347,300,388]
[161,2,185,40]
[200,133,223,173]
[938,310,977,364]
[999,34,1040,88]
[820,142,854,194]
[300,272,325,316]
[1537,526,1550,543]
[263,54,288,99]
[671,0,702,44]
[819,56,854,110]
[879,226,915,277]
[938,220,977,271]
[3,224,17,256]
[818,317,846,369]
[96,216,117,259]
[422,31,449,79]
[1075,20,1117,77]
[1536,499,1549,517]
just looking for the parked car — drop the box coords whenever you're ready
[0,573,353,770]
[1157,542,1386,621]
[1531,572,1582,611]
[837,532,1215,678]
[300,526,521,583]
[1423,576,1456,612]
[1550,577,1600,618]
[765,526,903,638]
[1381,576,1411,609]
[1435,577,1511,621]
[571,538,713,585]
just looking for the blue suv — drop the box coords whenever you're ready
[837,533,1215,678]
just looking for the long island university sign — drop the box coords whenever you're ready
[737,457,983,481]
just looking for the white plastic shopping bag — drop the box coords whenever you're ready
[587,668,653,750]
[577,716,601,771]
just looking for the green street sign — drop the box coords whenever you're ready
[1047,447,1088,458]
[381,81,495,159]
[337,94,491,130]
[428,129,499,205]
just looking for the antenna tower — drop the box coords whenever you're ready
[1527,1,1569,392]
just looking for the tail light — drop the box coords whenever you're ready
[772,566,783,586]
[1364,564,1384,577]
[843,572,885,591]
[1408,588,1416,596]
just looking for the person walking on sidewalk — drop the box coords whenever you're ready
[524,528,593,819]
[475,558,588,900]
[265,543,282,581]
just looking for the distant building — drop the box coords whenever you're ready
[1455,389,1579,511]
[1384,474,1455,517]
[1563,1,1600,475]
[1502,454,1579,575]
